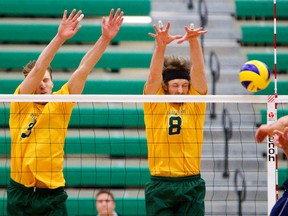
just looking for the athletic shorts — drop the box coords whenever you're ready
[270,179,288,216]
[7,179,68,216]
[144,174,206,216]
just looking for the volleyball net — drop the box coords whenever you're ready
[0,94,286,215]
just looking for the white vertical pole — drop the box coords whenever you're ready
[266,95,278,215]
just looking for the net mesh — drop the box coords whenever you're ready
[1,94,286,215]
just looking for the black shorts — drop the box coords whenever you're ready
[7,179,68,216]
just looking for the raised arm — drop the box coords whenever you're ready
[19,9,82,94]
[67,8,124,94]
[144,22,182,95]
[178,26,208,95]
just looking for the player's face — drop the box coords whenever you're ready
[96,193,115,216]
[166,79,189,95]
[35,70,53,95]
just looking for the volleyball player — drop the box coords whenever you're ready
[143,21,208,216]
[255,117,288,215]
[7,8,123,215]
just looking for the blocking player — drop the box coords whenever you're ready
[143,20,208,215]
[7,8,123,215]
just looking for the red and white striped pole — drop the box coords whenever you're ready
[266,0,278,214]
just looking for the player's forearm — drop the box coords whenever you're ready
[144,45,166,94]
[189,38,207,93]
[78,35,110,74]
[189,38,205,74]
[150,45,166,78]
[20,35,66,94]
[35,35,66,71]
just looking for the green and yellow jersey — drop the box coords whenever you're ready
[143,86,206,177]
[9,83,74,189]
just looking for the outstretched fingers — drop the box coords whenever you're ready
[116,11,124,25]
[273,130,284,147]
[62,10,68,21]
[177,25,207,44]
[108,8,114,22]
[112,8,121,22]
[72,10,83,22]
[67,9,77,20]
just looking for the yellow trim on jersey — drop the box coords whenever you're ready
[143,86,206,177]
[9,83,74,189]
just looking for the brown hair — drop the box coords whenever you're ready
[22,60,53,80]
[162,55,191,84]
[96,189,115,202]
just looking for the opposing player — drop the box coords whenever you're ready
[143,21,208,215]
[255,117,288,215]
[7,8,123,215]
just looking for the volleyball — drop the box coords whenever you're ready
[239,60,271,92]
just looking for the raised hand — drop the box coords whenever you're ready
[273,127,288,156]
[255,125,270,143]
[57,9,83,40]
[102,8,124,41]
[273,128,288,147]
[149,21,182,47]
[177,25,208,44]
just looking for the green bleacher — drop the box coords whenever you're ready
[0,106,145,128]
[0,165,148,215]
[0,0,152,215]
[0,24,154,44]
[241,25,288,46]
[235,0,288,20]
[247,53,288,73]
[254,81,288,95]
[0,79,145,94]
[0,166,149,187]
[0,0,151,17]
[0,51,152,71]
[0,136,147,157]
[0,196,146,216]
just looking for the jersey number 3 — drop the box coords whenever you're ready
[168,116,182,135]
[21,114,37,138]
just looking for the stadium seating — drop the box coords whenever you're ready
[234,0,288,20]
[0,0,151,17]
[246,53,288,73]
[0,166,149,187]
[278,168,288,189]
[0,51,152,72]
[240,25,288,46]
[0,135,147,157]
[0,196,146,216]
[0,24,154,44]
[254,81,288,95]
[0,79,145,94]
[0,105,145,128]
